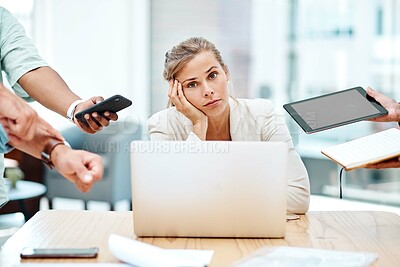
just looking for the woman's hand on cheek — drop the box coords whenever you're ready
[168,80,207,124]
[168,80,208,140]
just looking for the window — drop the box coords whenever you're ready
[150,0,400,205]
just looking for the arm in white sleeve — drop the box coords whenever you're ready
[262,109,310,214]
[147,110,196,141]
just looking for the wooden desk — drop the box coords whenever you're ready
[1,210,400,266]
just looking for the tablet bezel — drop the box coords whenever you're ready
[283,87,388,134]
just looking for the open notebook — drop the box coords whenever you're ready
[321,128,400,171]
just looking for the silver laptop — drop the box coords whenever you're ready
[130,141,288,238]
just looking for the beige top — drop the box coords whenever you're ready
[148,98,310,214]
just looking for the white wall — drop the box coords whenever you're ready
[31,0,150,132]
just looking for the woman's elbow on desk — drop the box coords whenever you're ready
[287,190,310,214]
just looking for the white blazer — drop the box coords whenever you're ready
[148,98,310,214]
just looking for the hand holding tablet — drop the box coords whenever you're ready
[283,87,388,134]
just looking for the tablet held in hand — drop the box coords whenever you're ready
[283,87,387,134]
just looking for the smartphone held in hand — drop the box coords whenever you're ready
[74,94,132,125]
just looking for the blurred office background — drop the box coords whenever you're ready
[1,0,400,207]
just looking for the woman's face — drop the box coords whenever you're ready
[175,51,230,117]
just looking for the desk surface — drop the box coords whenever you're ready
[1,210,400,267]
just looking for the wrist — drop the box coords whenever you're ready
[41,138,70,169]
[193,115,207,126]
[193,119,208,140]
[50,144,70,166]
[66,99,85,122]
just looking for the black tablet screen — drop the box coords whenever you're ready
[290,89,382,130]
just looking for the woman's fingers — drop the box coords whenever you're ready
[177,82,187,102]
[167,79,174,98]
[169,79,182,108]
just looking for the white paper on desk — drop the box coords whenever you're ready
[108,234,213,267]
[232,246,378,267]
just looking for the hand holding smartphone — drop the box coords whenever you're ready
[20,247,99,258]
[74,94,132,126]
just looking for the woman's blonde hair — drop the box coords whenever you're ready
[163,37,228,81]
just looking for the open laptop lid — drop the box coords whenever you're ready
[130,141,288,238]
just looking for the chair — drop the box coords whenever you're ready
[44,120,141,210]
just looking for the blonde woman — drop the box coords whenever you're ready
[148,37,310,214]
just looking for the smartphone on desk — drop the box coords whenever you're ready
[75,94,132,126]
[20,247,99,258]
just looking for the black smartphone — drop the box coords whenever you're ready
[20,247,99,258]
[74,94,132,125]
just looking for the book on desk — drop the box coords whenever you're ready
[321,128,400,171]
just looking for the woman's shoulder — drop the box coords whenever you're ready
[236,98,274,106]
[147,107,193,140]
[234,98,275,116]
[148,107,191,127]
[148,107,177,123]
[149,106,175,119]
